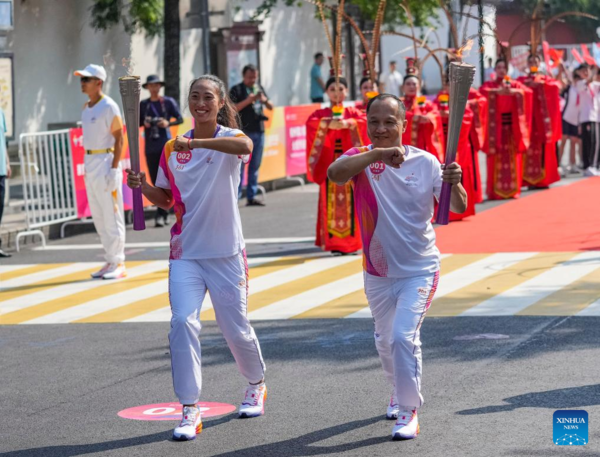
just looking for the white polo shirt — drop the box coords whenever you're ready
[81,95,123,150]
[156,126,249,260]
[338,144,443,278]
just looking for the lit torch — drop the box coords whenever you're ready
[119,76,145,231]
[435,61,476,225]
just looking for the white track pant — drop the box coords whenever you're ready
[168,252,266,405]
[84,154,125,264]
[365,271,439,409]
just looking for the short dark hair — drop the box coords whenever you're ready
[390,60,397,65]
[242,64,258,75]
[325,76,349,90]
[366,93,406,121]
[315,52,324,60]
[495,58,507,68]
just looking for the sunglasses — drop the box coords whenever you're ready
[80,77,99,83]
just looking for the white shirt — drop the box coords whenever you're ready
[155,126,249,260]
[576,80,600,123]
[338,144,442,278]
[380,71,404,97]
[81,95,123,150]
[562,85,580,126]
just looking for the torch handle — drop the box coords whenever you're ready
[436,181,453,225]
[132,187,146,230]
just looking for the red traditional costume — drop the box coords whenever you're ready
[306,106,367,253]
[480,77,533,199]
[467,88,487,203]
[517,70,562,188]
[434,92,476,220]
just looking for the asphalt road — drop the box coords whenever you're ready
[1,318,599,456]
[2,176,598,456]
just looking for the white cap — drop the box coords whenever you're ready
[74,64,107,82]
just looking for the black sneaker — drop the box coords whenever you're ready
[155,217,164,228]
[246,199,266,207]
[0,248,12,258]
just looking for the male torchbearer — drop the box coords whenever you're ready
[327,93,467,440]
[75,64,126,279]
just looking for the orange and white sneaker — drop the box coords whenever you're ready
[173,405,202,441]
[238,383,267,418]
[102,263,127,280]
[392,409,419,440]
[90,263,112,279]
[386,391,399,420]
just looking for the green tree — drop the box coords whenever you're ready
[245,0,440,28]
[89,0,181,103]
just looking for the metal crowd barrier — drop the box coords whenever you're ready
[17,129,78,251]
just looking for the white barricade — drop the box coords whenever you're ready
[17,129,78,251]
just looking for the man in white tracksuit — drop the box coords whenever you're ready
[328,93,467,441]
[75,64,126,279]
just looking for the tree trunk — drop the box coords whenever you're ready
[164,0,180,104]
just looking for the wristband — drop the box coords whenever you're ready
[187,138,192,150]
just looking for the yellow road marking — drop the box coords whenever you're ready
[428,252,579,317]
[293,289,367,319]
[0,264,67,282]
[0,267,167,324]
[517,265,600,316]
[76,293,170,323]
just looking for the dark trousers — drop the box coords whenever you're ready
[145,151,168,219]
[239,131,265,201]
[581,122,600,169]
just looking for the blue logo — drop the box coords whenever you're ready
[553,410,588,445]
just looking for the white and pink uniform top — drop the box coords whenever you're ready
[337,144,443,278]
[155,126,249,260]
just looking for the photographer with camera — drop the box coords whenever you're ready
[140,74,183,226]
[230,65,273,206]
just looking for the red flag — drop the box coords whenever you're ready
[581,44,596,66]
[542,41,552,71]
[571,48,584,64]
[548,48,564,69]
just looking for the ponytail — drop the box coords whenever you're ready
[188,75,240,129]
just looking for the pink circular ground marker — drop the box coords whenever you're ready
[118,402,236,421]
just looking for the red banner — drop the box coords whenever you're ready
[284,104,320,176]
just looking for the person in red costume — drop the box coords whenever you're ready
[516,54,562,188]
[401,58,445,162]
[434,86,476,220]
[480,58,533,200]
[356,77,378,113]
[466,88,487,203]
[306,75,367,254]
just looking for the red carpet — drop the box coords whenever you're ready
[435,178,600,254]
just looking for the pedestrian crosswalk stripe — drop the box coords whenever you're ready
[2,252,600,324]
[293,289,367,319]
[517,262,600,316]
[466,251,600,316]
[200,256,360,321]
[74,256,283,324]
[78,293,170,323]
[1,263,101,291]
[250,273,364,320]
[27,279,170,324]
[0,264,66,282]
[577,297,600,316]
[432,252,579,317]
[0,262,167,324]
[0,263,113,309]
[434,252,536,300]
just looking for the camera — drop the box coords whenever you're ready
[146,116,162,140]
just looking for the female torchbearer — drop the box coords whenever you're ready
[126,75,266,442]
